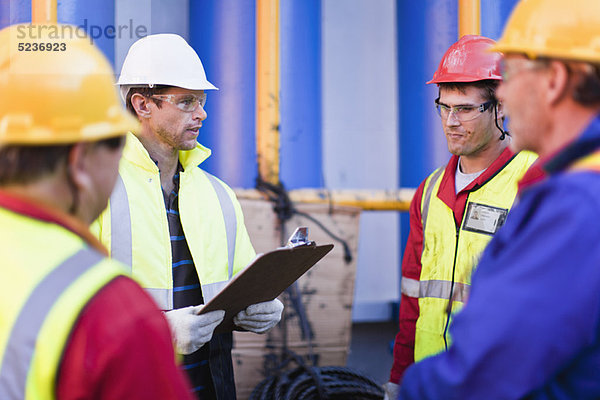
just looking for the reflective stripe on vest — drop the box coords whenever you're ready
[145,288,173,311]
[0,248,102,399]
[109,174,132,272]
[401,277,470,303]
[108,170,237,309]
[203,171,237,279]
[421,167,444,253]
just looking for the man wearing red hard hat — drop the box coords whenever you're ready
[384,35,537,399]
[398,0,600,398]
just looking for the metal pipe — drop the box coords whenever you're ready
[256,0,281,185]
[32,0,56,23]
[190,0,256,188]
[458,0,480,37]
[280,0,322,188]
[235,188,416,212]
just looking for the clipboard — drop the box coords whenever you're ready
[198,229,334,333]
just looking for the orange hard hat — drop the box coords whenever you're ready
[427,35,502,85]
[0,23,138,145]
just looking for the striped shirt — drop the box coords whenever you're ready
[164,163,215,399]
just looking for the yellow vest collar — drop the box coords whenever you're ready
[179,141,211,169]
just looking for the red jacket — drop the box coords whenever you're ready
[57,276,194,400]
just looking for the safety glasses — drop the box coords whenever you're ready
[434,99,495,122]
[150,93,207,112]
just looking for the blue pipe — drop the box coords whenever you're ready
[280,0,322,189]
[57,0,115,65]
[1,0,31,28]
[189,0,256,189]
[397,0,456,259]
[481,0,520,40]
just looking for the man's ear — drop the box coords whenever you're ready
[546,60,570,106]
[495,101,505,121]
[131,93,152,119]
[67,142,93,192]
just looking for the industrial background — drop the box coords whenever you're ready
[1,0,521,394]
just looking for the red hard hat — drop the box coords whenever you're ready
[427,35,502,84]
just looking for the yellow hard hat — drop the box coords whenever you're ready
[0,24,139,145]
[491,0,600,63]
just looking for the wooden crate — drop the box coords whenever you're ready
[233,198,361,399]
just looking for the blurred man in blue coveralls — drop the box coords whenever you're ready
[399,0,600,398]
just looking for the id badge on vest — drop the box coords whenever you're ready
[462,202,508,236]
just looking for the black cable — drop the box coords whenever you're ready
[286,281,315,341]
[255,177,354,264]
[293,210,353,264]
[494,102,509,141]
[255,178,295,224]
[250,365,384,400]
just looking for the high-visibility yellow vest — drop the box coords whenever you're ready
[92,133,256,310]
[413,151,537,362]
[0,208,124,400]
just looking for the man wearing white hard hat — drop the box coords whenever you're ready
[91,34,283,399]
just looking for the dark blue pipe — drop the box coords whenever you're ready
[280,0,322,189]
[189,0,256,189]
[57,0,115,65]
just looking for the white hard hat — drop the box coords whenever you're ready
[117,33,218,100]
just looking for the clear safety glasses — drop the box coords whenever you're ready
[151,93,207,112]
[434,99,495,122]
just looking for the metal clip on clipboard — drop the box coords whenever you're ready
[285,226,315,248]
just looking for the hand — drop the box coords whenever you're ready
[233,298,284,333]
[383,382,399,400]
[164,306,225,355]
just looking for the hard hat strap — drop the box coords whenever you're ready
[494,104,508,140]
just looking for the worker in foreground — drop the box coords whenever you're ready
[92,33,283,399]
[0,24,194,399]
[384,35,536,399]
[399,0,600,398]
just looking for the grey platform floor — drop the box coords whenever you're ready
[346,321,398,385]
